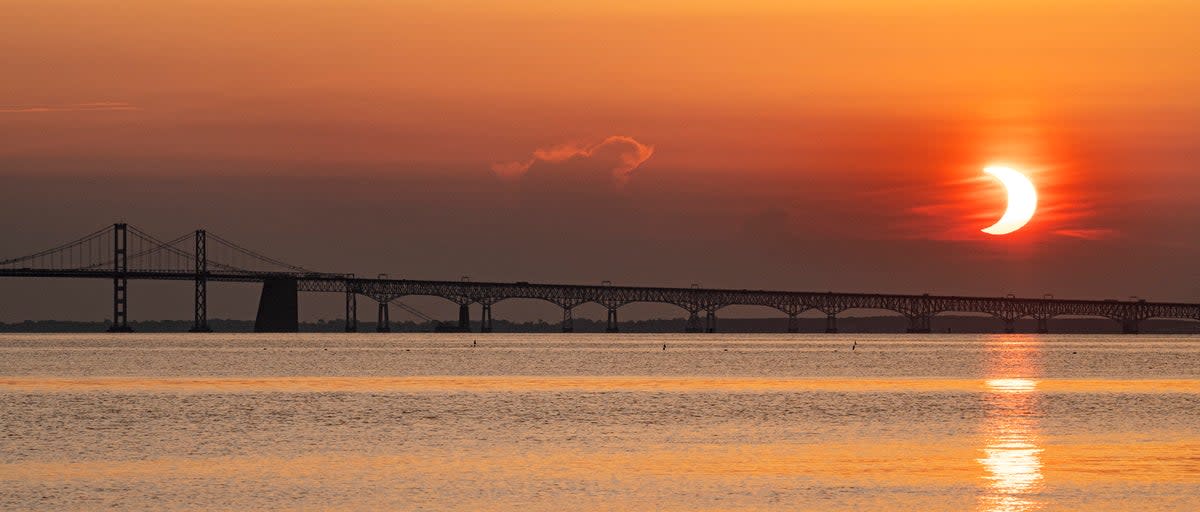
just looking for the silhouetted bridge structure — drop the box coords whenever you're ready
[2,224,1197,334]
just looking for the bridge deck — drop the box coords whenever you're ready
[2,268,1197,324]
[3,224,1197,332]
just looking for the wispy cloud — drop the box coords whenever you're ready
[0,102,140,114]
[1053,228,1118,240]
[492,135,654,186]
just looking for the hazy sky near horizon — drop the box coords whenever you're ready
[2,1,1199,321]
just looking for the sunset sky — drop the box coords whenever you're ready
[2,1,1199,321]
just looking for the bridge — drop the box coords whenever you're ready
[2,224,1197,334]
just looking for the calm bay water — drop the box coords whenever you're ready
[0,333,1197,511]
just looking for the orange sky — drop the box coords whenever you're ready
[2,1,1200,318]
[5,2,1196,155]
[5,1,1196,162]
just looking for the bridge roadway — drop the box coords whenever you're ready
[3,267,1198,334]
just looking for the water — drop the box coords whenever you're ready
[1,333,1197,511]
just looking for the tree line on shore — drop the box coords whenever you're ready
[1,316,1198,333]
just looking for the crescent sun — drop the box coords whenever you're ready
[981,165,1038,235]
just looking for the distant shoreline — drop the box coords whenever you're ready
[2,316,1197,334]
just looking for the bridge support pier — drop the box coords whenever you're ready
[787,314,799,333]
[1120,317,1141,335]
[345,292,357,332]
[254,278,299,333]
[685,311,702,333]
[1003,318,1015,334]
[606,308,619,333]
[561,307,574,333]
[376,301,390,333]
[825,313,838,334]
[107,223,133,333]
[1036,316,1049,334]
[704,310,717,333]
[480,304,493,333]
[905,314,932,334]
[458,304,471,332]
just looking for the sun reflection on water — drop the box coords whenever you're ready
[978,337,1044,512]
[984,378,1037,393]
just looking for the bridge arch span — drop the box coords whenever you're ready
[818,306,911,333]
[6,223,1200,334]
[486,296,586,333]
[600,300,704,333]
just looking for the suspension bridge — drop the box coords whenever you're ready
[1,224,1197,334]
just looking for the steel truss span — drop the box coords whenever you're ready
[2,224,1198,334]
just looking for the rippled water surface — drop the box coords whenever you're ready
[1,333,1197,511]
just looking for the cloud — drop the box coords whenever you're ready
[491,135,654,186]
[1054,228,1118,240]
[0,102,140,114]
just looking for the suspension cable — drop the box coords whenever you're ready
[0,225,112,266]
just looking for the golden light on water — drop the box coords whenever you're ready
[2,334,1199,510]
[985,378,1038,393]
[4,376,1193,393]
[978,339,1044,512]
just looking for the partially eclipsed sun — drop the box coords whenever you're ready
[981,165,1038,235]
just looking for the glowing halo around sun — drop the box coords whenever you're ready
[981,165,1038,235]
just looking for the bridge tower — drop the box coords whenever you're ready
[189,230,211,332]
[106,223,133,332]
